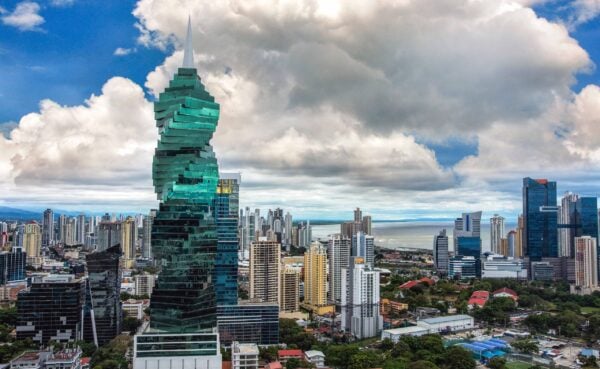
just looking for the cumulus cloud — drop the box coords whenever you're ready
[0,77,157,210]
[113,47,135,56]
[3,0,600,218]
[1,1,44,31]
[569,0,600,26]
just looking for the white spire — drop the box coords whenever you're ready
[182,16,195,68]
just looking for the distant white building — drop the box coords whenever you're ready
[416,314,474,333]
[340,257,382,339]
[304,350,325,368]
[232,341,259,369]
[481,254,528,279]
[381,326,430,342]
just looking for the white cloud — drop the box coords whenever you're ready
[0,77,157,211]
[50,0,75,7]
[113,47,135,56]
[3,0,600,218]
[1,1,44,31]
[569,0,600,26]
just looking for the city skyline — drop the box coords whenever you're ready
[1,1,600,220]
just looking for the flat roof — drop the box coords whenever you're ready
[235,343,259,355]
[305,350,324,358]
[419,315,473,324]
[384,326,429,334]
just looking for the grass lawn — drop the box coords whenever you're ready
[506,362,532,369]
[581,306,600,314]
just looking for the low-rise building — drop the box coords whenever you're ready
[304,351,325,368]
[492,288,518,301]
[416,314,474,333]
[277,350,303,365]
[10,351,51,369]
[468,290,489,309]
[481,255,527,280]
[122,299,149,320]
[381,326,430,342]
[232,341,259,369]
[45,348,82,369]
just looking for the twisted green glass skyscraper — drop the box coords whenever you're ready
[149,19,220,333]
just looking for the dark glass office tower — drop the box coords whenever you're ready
[523,178,558,261]
[16,276,84,344]
[456,236,482,277]
[84,245,122,346]
[0,248,26,284]
[149,61,220,332]
[215,174,240,306]
[575,197,599,275]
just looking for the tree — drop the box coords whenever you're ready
[379,338,395,351]
[487,357,507,369]
[408,361,438,369]
[0,306,17,326]
[122,316,141,334]
[511,339,538,355]
[442,346,475,369]
[325,345,360,369]
[348,350,384,369]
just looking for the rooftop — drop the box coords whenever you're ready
[419,314,473,324]
[305,350,325,358]
[278,349,303,357]
[234,343,259,355]
[383,326,429,334]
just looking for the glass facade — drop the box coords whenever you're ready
[448,256,478,280]
[150,66,220,333]
[84,244,122,346]
[523,178,558,261]
[0,248,26,284]
[575,197,599,276]
[456,236,481,277]
[135,333,219,358]
[16,279,84,344]
[217,304,279,347]
[215,176,240,306]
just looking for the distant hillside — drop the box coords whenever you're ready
[0,206,41,221]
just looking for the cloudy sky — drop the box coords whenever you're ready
[0,0,599,220]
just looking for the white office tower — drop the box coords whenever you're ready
[453,211,482,251]
[481,254,528,279]
[433,229,449,275]
[76,214,86,245]
[341,256,382,339]
[351,231,374,267]
[489,215,505,254]
[328,234,351,303]
[559,192,579,257]
[575,236,598,290]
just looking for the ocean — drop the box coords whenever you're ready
[311,221,517,253]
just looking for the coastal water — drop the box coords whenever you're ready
[311,221,517,253]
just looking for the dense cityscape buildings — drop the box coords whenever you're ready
[3,7,600,369]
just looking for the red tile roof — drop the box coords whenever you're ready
[468,290,490,307]
[265,362,283,369]
[222,361,232,369]
[493,287,518,300]
[80,358,91,365]
[278,350,303,357]
[399,280,419,289]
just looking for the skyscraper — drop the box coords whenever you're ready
[454,212,482,277]
[362,216,372,235]
[574,236,598,290]
[490,214,505,254]
[351,231,374,267]
[97,222,121,252]
[249,239,280,304]
[84,245,122,346]
[134,19,222,368]
[523,178,558,260]
[284,212,293,250]
[141,211,154,259]
[303,242,328,311]
[215,173,240,306]
[280,266,300,312]
[340,256,382,339]
[23,221,41,260]
[354,208,362,223]
[76,214,86,245]
[559,192,579,257]
[42,209,54,248]
[121,217,136,269]
[433,229,449,275]
[328,234,351,303]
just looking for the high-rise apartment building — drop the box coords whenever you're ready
[559,192,579,257]
[490,214,505,254]
[340,256,382,339]
[84,245,122,346]
[352,231,374,267]
[76,214,86,245]
[23,221,41,260]
[574,236,598,290]
[523,178,558,260]
[121,217,137,268]
[362,216,372,235]
[284,212,293,250]
[215,173,240,306]
[328,234,351,303]
[0,248,26,284]
[42,209,54,247]
[134,274,155,297]
[354,208,362,223]
[249,239,281,304]
[58,214,67,244]
[141,211,154,259]
[280,266,300,312]
[433,229,449,275]
[97,222,121,252]
[303,242,328,310]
